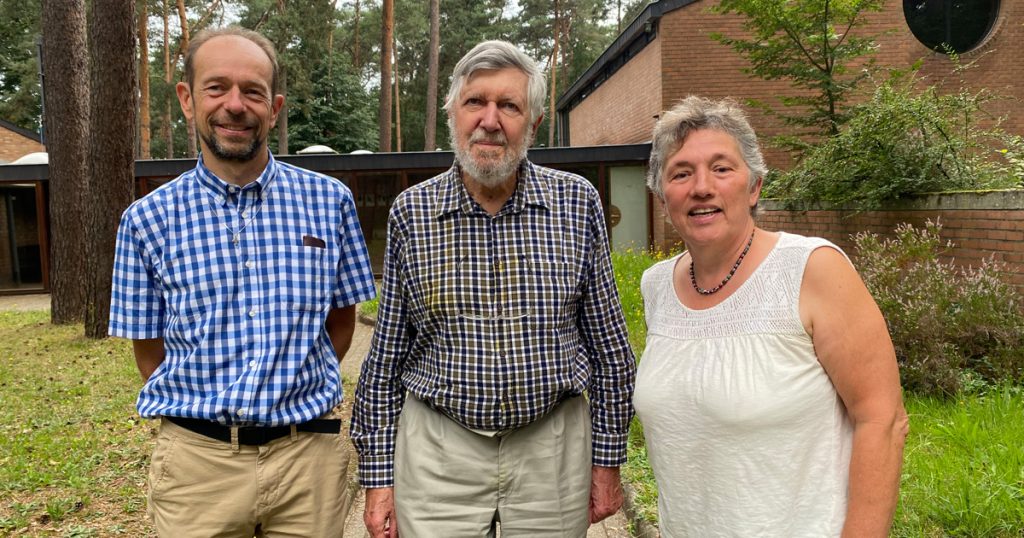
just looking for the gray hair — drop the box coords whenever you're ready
[647,96,767,201]
[443,40,546,123]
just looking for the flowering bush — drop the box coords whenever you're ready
[854,221,1024,395]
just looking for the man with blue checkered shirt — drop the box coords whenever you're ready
[351,40,636,537]
[109,27,375,537]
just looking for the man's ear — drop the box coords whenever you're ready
[269,94,285,128]
[532,113,544,134]
[175,82,194,121]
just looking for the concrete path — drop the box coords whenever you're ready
[0,293,50,312]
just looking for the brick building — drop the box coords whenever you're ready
[0,118,44,164]
[559,0,1022,162]
[556,0,1024,288]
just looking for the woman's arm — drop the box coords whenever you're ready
[800,246,910,538]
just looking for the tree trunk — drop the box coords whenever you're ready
[548,0,560,147]
[353,0,361,70]
[378,0,393,152]
[394,39,401,153]
[327,0,337,78]
[84,0,137,338]
[41,0,89,324]
[423,0,439,150]
[176,0,196,157]
[138,0,151,158]
[162,0,173,157]
[277,67,288,154]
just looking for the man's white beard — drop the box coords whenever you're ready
[450,119,533,188]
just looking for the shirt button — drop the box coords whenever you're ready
[241,210,249,218]
[249,360,256,368]
[229,186,238,193]
[236,409,246,417]
[248,309,257,317]
[245,261,255,269]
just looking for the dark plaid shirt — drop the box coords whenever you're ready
[351,161,636,487]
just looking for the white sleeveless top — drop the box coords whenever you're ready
[633,232,854,537]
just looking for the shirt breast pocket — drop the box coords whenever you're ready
[279,246,329,312]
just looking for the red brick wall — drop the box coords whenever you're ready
[757,192,1024,292]
[0,126,44,163]
[569,0,1024,165]
[569,39,663,146]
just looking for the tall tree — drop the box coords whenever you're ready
[288,51,376,153]
[422,0,439,150]
[378,0,393,151]
[138,0,151,158]
[711,0,884,146]
[175,0,196,157]
[352,0,361,70]
[162,0,173,157]
[515,0,613,146]
[84,0,137,338]
[41,0,89,324]
[548,0,561,147]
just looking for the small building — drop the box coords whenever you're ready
[557,0,1023,249]
[0,119,44,164]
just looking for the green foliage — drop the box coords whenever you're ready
[765,67,1022,210]
[854,221,1024,396]
[288,51,377,153]
[0,0,42,131]
[611,248,663,354]
[995,134,1024,186]
[710,0,884,147]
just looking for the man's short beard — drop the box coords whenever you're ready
[202,130,263,163]
[450,118,533,188]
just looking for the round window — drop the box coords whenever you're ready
[904,0,1000,53]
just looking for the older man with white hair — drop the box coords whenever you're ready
[350,40,636,537]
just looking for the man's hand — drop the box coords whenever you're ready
[364,487,399,538]
[589,465,624,524]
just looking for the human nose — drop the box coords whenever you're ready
[691,167,713,197]
[223,87,245,114]
[479,102,500,131]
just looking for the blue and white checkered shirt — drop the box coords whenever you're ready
[109,153,376,426]
[350,161,636,487]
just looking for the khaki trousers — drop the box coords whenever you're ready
[147,418,350,538]
[394,395,592,538]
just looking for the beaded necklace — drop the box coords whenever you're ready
[689,229,755,295]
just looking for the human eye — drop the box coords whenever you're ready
[668,169,691,181]
[464,97,484,108]
[500,101,522,115]
[204,83,225,95]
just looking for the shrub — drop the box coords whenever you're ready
[765,66,1021,210]
[853,220,1024,395]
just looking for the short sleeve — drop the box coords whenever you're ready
[108,209,165,339]
[331,191,377,309]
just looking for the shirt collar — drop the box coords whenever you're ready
[195,151,278,205]
[434,160,551,218]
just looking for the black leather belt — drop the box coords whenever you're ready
[165,416,341,446]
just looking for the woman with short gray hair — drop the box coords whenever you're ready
[633,95,908,537]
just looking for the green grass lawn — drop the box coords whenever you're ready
[0,311,150,536]
[611,249,1024,537]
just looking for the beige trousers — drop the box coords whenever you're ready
[147,418,350,538]
[394,395,592,537]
